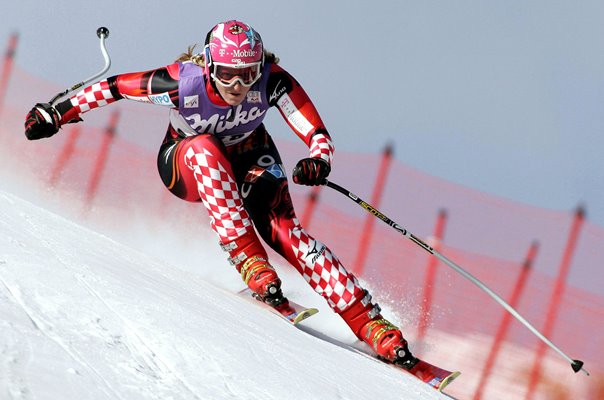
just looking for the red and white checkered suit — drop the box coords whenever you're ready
[183,139,253,242]
[309,133,334,164]
[69,80,117,114]
[288,224,364,312]
[168,132,363,313]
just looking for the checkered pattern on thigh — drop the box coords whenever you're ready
[183,137,253,242]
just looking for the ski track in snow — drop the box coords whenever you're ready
[0,279,31,399]
[2,208,128,399]
[76,274,203,400]
[0,276,123,400]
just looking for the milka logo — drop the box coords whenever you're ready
[184,104,266,134]
[269,80,286,103]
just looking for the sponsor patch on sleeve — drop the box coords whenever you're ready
[122,94,153,104]
[277,93,314,136]
[149,92,175,107]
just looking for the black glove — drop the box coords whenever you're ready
[24,103,61,140]
[292,157,331,186]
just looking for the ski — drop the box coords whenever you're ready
[238,288,319,325]
[349,345,460,393]
[238,288,457,391]
[398,358,460,392]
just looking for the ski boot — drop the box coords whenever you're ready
[339,290,419,370]
[240,255,289,307]
[221,231,291,310]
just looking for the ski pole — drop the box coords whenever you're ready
[49,27,111,106]
[323,179,589,376]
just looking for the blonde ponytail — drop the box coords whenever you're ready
[175,45,206,66]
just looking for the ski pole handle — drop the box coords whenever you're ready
[49,27,112,106]
[323,179,589,376]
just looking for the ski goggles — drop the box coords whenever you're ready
[211,62,262,88]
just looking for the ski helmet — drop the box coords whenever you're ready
[204,20,264,87]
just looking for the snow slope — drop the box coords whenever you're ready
[0,189,452,400]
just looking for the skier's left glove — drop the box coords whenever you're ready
[292,157,331,186]
[24,103,61,140]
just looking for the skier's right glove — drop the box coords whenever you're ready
[24,103,61,140]
[292,157,331,186]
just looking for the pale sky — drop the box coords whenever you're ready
[2,0,603,226]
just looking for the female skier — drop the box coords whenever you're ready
[24,20,416,369]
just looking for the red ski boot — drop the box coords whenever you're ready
[339,290,418,369]
[239,255,288,307]
[221,231,289,308]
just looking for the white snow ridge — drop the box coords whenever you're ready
[0,189,449,400]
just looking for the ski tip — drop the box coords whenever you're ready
[438,371,461,392]
[293,308,319,325]
[571,359,589,375]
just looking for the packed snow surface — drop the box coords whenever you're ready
[0,189,451,400]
